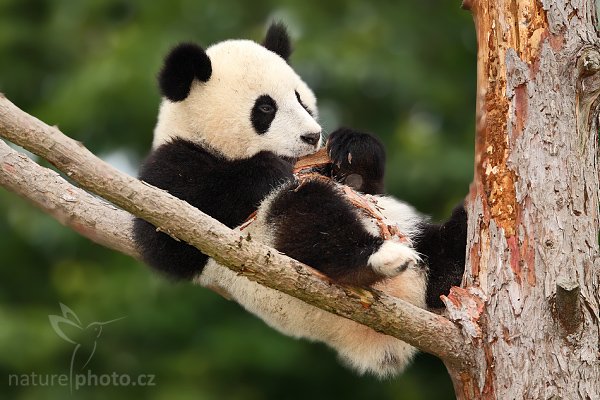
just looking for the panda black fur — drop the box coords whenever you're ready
[133,23,467,378]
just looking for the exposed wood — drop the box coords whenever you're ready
[455,0,600,398]
[0,95,472,369]
[441,286,486,340]
[293,147,331,171]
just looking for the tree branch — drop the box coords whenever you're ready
[0,94,471,369]
[0,139,139,259]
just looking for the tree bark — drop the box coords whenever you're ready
[451,0,600,398]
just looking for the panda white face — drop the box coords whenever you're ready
[153,36,322,160]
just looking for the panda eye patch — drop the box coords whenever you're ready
[251,95,278,134]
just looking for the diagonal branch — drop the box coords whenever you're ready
[0,139,139,259]
[0,94,471,369]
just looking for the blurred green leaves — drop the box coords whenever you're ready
[0,1,475,399]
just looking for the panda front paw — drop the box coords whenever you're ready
[368,241,421,278]
[326,128,386,194]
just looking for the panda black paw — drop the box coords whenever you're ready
[326,128,386,194]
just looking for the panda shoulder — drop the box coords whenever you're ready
[139,138,218,183]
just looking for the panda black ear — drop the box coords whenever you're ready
[262,22,292,62]
[158,43,212,102]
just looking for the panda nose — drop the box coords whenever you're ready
[301,132,321,147]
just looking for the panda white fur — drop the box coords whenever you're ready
[133,23,467,378]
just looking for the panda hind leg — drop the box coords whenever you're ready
[265,179,419,286]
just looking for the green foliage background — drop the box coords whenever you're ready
[0,0,475,399]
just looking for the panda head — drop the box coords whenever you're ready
[153,23,321,160]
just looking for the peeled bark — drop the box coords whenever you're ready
[450,0,600,398]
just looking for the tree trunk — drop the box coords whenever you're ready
[448,0,600,398]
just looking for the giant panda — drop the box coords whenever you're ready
[133,23,467,378]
